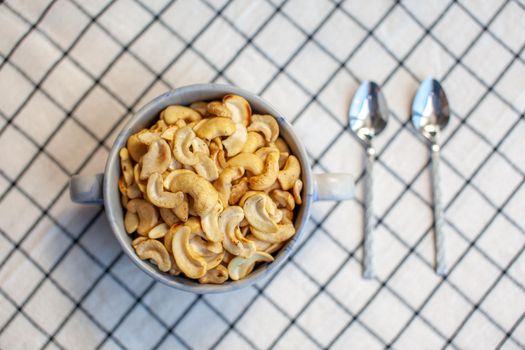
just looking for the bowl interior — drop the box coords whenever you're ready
[104,84,313,293]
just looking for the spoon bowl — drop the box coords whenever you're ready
[411,78,450,142]
[349,81,389,143]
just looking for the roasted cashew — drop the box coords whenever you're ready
[214,166,245,207]
[247,234,284,254]
[137,131,161,145]
[222,123,247,157]
[140,139,171,180]
[274,137,290,153]
[247,114,279,143]
[293,179,303,205]
[207,101,231,117]
[241,131,265,153]
[119,148,134,186]
[251,222,295,243]
[159,208,180,226]
[162,105,201,125]
[161,126,178,141]
[126,199,159,235]
[229,177,249,205]
[148,223,170,239]
[228,251,274,281]
[243,193,278,233]
[124,210,139,234]
[134,239,172,272]
[219,206,255,258]
[193,153,219,182]
[174,193,189,222]
[277,155,301,190]
[196,117,236,140]
[127,130,149,162]
[198,265,228,284]
[227,153,264,175]
[169,172,219,216]
[147,173,185,208]
[163,169,194,190]
[270,189,295,210]
[173,126,199,166]
[189,236,224,269]
[172,225,207,279]
[190,101,208,116]
[200,202,223,242]
[132,236,148,248]
[133,164,147,193]
[223,94,251,126]
[249,149,279,190]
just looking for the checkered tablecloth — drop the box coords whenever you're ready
[1,0,524,349]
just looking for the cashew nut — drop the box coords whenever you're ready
[148,223,169,239]
[147,173,185,208]
[127,130,149,162]
[163,169,194,190]
[149,119,168,133]
[126,199,159,235]
[249,149,279,190]
[133,164,147,193]
[274,137,290,154]
[200,202,223,242]
[219,206,256,258]
[134,239,172,272]
[207,101,231,117]
[174,193,189,222]
[162,105,201,125]
[227,153,263,175]
[161,126,178,141]
[251,222,295,243]
[248,114,279,143]
[214,166,245,207]
[247,234,284,254]
[169,172,219,216]
[124,210,139,234]
[277,155,301,190]
[243,193,278,233]
[196,117,236,140]
[163,224,179,253]
[172,225,207,278]
[119,148,134,186]
[228,251,274,281]
[293,179,303,205]
[242,131,266,153]
[222,123,247,157]
[140,139,171,180]
[159,208,180,226]
[190,101,208,116]
[270,189,295,210]
[173,126,199,166]
[229,177,249,205]
[223,94,251,126]
[198,265,228,284]
[193,153,219,181]
[138,131,161,145]
[132,236,148,247]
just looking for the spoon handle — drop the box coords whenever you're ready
[431,143,447,276]
[363,146,375,279]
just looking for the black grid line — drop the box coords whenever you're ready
[1,0,524,349]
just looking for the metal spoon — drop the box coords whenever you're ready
[349,81,389,279]
[411,78,450,276]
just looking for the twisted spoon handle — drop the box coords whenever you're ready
[431,143,447,276]
[363,146,375,279]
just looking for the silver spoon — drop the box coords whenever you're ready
[411,78,450,276]
[349,81,389,279]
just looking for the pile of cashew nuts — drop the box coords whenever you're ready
[119,94,303,284]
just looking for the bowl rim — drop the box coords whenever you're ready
[103,83,314,293]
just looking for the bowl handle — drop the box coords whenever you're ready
[70,174,104,205]
[314,173,355,201]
